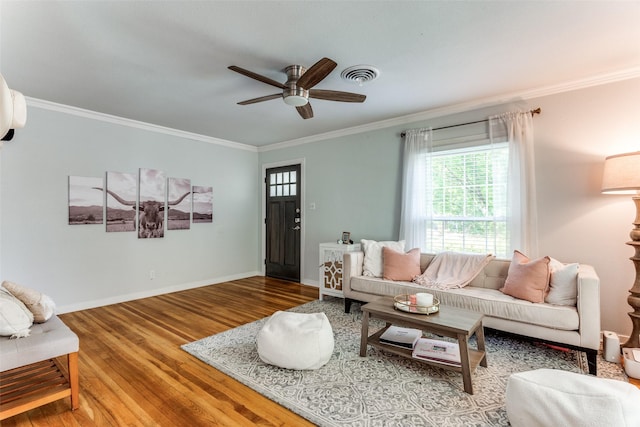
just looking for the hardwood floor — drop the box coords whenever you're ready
[2,276,318,426]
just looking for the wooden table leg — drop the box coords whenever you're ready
[458,333,473,394]
[360,311,370,357]
[476,323,487,368]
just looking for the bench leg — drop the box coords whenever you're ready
[68,352,80,410]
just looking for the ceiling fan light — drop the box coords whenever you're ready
[283,95,308,107]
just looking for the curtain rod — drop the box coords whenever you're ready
[400,107,541,138]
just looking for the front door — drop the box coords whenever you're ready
[265,164,301,282]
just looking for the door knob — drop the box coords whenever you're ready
[292,226,301,230]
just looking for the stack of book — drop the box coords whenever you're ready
[379,326,422,349]
[412,338,461,366]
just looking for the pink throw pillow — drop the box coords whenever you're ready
[383,247,422,281]
[500,250,550,303]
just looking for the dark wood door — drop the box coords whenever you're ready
[265,164,301,282]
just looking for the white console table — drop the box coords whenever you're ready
[319,242,361,300]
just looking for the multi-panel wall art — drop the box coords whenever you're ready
[68,168,211,239]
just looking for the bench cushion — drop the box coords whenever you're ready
[0,315,79,372]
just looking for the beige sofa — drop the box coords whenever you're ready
[343,251,601,375]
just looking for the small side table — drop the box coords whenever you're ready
[319,243,361,300]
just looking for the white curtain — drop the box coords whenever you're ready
[489,111,538,256]
[399,128,432,251]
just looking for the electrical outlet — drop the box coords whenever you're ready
[149,270,155,280]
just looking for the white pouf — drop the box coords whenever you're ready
[257,311,334,370]
[506,368,640,427]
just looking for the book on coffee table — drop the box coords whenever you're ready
[412,338,461,366]
[379,325,422,349]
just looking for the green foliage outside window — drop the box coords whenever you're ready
[428,145,509,257]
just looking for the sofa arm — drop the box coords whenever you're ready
[576,264,601,350]
[343,251,364,296]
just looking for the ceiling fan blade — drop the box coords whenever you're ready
[296,103,313,119]
[237,94,282,105]
[309,89,366,103]
[228,66,286,89]
[296,57,337,90]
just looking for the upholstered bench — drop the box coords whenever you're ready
[257,311,334,370]
[0,315,80,420]
[506,368,640,427]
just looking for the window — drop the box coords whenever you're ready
[400,112,536,258]
[428,143,509,257]
[269,170,297,198]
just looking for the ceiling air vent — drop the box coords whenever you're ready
[340,65,380,86]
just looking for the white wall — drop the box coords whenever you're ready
[532,78,640,340]
[259,77,640,338]
[0,105,261,312]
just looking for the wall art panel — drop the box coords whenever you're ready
[192,185,213,223]
[139,168,166,238]
[167,177,191,230]
[68,175,104,225]
[105,171,137,232]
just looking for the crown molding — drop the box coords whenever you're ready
[258,67,640,152]
[25,67,640,153]
[25,98,258,152]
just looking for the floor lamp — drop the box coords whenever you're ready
[601,151,640,348]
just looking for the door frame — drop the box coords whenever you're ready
[261,158,306,282]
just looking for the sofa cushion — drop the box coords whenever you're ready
[361,239,405,277]
[350,276,579,330]
[0,288,33,337]
[2,281,56,323]
[383,247,421,281]
[501,250,550,303]
[545,259,579,306]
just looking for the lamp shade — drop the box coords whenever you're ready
[601,151,640,194]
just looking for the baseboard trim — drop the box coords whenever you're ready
[56,271,262,314]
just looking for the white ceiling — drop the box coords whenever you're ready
[2,1,639,147]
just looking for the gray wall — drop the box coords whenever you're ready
[0,106,260,312]
[259,78,640,338]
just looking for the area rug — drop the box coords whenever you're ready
[182,298,627,427]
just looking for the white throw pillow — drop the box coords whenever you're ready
[0,288,34,337]
[545,258,579,306]
[361,239,406,277]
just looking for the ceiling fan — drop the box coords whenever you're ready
[228,57,366,119]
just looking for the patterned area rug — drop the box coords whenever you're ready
[182,298,627,427]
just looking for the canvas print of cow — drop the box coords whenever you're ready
[105,171,137,233]
[192,185,213,223]
[138,168,167,238]
[68,175,104,225]
[167,177,191,230]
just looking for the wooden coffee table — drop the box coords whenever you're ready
[360,296,487,394]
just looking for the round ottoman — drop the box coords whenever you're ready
[256,311,334,370]
[506,368,640,427]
